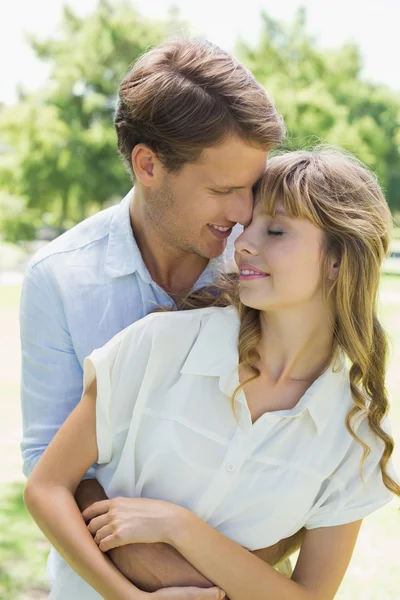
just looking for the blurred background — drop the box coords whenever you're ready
[0,1,399,598]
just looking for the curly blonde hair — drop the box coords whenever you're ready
[178,146,399,497]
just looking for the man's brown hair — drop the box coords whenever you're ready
[114,38,285,177]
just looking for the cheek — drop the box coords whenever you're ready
[264,242,294,272]
[290,253,323,294]
[187,195,220,223]
[269,243,321,289]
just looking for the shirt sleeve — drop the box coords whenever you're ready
[20,259,88,478]
[305,416,397,530]
[82,313,161,466]
[82,329,127,465]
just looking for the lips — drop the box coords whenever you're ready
[208,224,233,240]
[210,224,232,232]
[239,263,270,280]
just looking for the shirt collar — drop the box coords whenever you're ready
[105,189,150,280]
[289,359,350,435]
[181,306,350,436]
[181,306,240,377]
[104,189,236,284]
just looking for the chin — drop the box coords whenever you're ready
[238,291,263,310]
[203,241,228,260]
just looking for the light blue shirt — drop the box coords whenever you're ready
[20,189,236,478]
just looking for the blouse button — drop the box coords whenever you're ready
[226,462,236,472]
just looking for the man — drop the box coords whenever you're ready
[20,38,300,596]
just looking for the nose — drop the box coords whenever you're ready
[225,189,254,227]
[234,222,259,257]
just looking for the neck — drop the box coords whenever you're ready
[257,296,335,384]
[130,188,209,296]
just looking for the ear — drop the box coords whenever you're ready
[328,257,340,281]
[131,144,164,188]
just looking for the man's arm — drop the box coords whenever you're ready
[20,260,88,478]
[76,481,303,593]
[75,479,214,592]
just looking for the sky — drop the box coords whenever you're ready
[1,0,399,104]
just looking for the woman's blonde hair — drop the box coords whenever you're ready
[178,146,399,496]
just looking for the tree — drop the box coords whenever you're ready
[1,3,400,232]
[237,8,400,211]
[0,0,184,229]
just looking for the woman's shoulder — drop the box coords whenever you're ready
[318,361,391,460]
[117,304,239,355]
[129,304,237,336]
[334,377,393,468]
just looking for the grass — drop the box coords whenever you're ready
[0,285,21,310]
[0,278,399,599]
[0,483,49,600]
[381,272,400,285]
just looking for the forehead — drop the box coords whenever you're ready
[254,195,288,215]
[255,182,311,220]
[189,136,268,187]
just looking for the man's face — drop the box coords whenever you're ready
[144,136,269,260]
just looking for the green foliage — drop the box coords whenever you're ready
[0,193,37,243]
[0,1,184,231]
[237,8,400,211]
[0,2,399,235]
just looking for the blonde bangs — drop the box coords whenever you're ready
[256,152,323,225]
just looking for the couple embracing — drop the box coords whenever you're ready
[22,38,399,600]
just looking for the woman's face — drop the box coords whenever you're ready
[235,200,329,313]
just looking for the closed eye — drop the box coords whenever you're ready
[211,189,233,196]
[268,230,284,236]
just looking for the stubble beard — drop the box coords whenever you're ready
[146,181,212,260]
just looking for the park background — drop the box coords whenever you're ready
[0,0,399,598]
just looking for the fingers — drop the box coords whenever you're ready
[97,533,121,553]
[192,588,225,599]
[154,586,226,599]
[86,513,109,535]
[82,499,110,521]
[93,524,114,546]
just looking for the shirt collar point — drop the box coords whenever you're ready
[104,189,143,279]
[180,306,239,378]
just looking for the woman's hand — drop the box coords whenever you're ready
[150,586,226,599]
[82,497,185,552]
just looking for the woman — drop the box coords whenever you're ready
[24,148,399,600]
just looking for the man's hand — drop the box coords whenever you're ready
[75,480,304,592]
[75,480,214,591]
[151,586,225,599]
